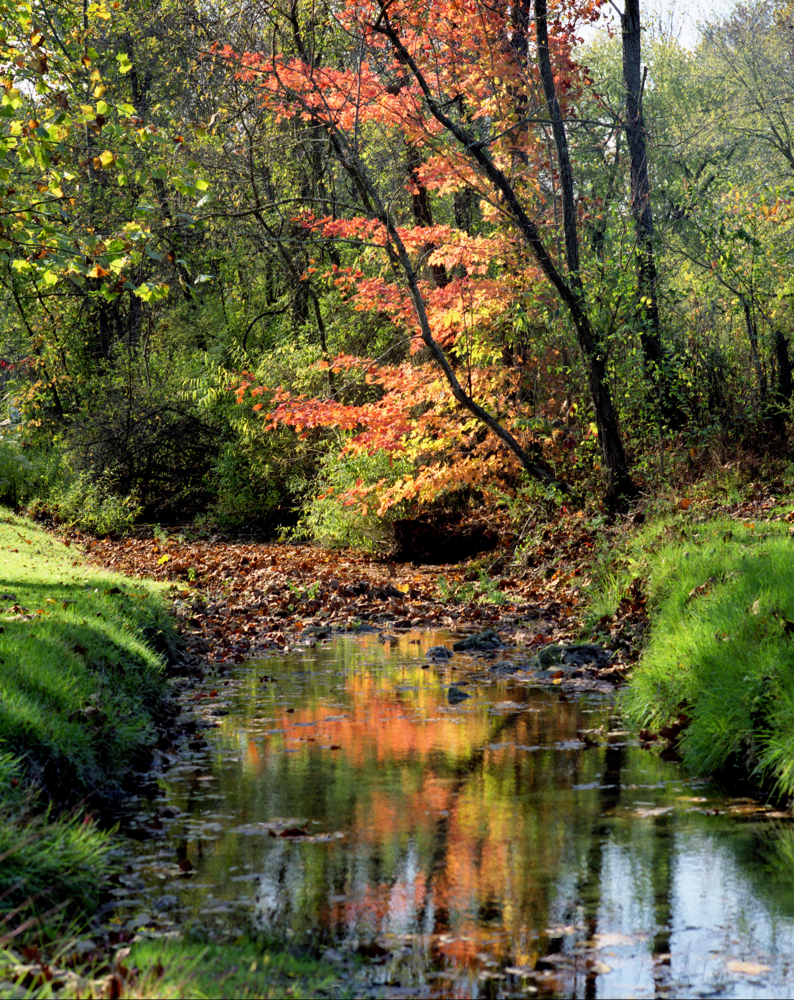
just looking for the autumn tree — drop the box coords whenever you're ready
[207,0,644,507]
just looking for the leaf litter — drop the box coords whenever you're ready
[66,520,646,688]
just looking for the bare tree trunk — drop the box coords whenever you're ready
[621,1,665,371]
[534,0,635,507]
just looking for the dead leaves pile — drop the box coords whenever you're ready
[59,515,642,684]
[73,534,543,667]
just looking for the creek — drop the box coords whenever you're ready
[111,631,794,998]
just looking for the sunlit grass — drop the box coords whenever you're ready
[0,939,353,1000]
[122,940,350,1000]
[0,510,178,920]
[618,515,794,795]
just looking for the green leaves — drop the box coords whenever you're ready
[134,281,171,303]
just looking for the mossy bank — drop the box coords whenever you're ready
[0,510,179,920]
[613,513,794,800]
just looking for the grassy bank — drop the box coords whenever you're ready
[610,512,794,798]
[122,939,346,999]
[0,510,178,919]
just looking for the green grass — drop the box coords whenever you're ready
[0,752,113,922]
[617,514,794,796]
[0,938,353,999]
[120,940,350,999]
[0,510,177,918]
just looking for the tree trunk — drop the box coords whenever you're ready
[406,141,449,289]
[774,329,792,405]
[622,0,663,370]
[742,296,767,399]
[534,0,635,508]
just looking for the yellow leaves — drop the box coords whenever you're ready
[92,149,115,170]
[86,1,111,20]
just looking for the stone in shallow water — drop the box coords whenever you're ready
[536,643,613,671]
[447,685,471,704]
[426,645,453,659]
[489,661,519,674]
[452,630,502,652]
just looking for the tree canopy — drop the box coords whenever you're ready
[1,0,793,537]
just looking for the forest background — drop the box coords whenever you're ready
[0,0,793,552]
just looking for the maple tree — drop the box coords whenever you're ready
[206,0,644,507]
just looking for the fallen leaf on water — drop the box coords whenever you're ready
[591,932,647,949]
[726,960,771,976]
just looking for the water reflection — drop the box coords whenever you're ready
[117,632,794,998]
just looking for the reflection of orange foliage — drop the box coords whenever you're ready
[359,770,453,845]
[435,935,482,968]
[243,666,599,964]
[245,739,260,768]
[277,668,494,767]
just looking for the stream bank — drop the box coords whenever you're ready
[0,512,179,920]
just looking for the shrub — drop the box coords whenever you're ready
[46,472,142,536]
[297,447,414,552]
[63,382,221,521]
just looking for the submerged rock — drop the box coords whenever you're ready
[447,685,472,704]
[536,643,614,671]
[452,630,503,652]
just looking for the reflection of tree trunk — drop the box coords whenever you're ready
[650,812,674,996]
[577,743,626,1000]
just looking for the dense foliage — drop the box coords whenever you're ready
[1,0,793,539]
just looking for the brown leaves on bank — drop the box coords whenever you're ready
[63,514,642,679]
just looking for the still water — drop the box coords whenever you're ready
[115,632,794,998]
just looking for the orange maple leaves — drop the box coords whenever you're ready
[233,354,581,515]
